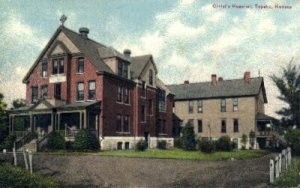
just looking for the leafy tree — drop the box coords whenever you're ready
[181,122,196,151]
[11,98,26,109]
[0,93,8,144]
[270,62,300,127]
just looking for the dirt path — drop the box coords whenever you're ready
[31,154,274,187]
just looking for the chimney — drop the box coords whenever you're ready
[184,80,189,84]
[218,77,223,81]
[211,74,217,86]
[79,27,89,39]
[123,49,131,59]
[244,71,251,83]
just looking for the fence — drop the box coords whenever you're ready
[269,147,292,184]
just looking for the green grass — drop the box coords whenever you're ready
[92,149,268,161]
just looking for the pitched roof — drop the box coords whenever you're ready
[130,55,152,79]
[167,77,267,102]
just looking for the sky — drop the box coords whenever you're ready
[0,0,300,118]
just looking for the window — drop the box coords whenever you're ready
[158,119,166,134]
[158,90,166,112]
[221,119,226,133]
[41,61,48,77]
[77,58,84,73]
[52,58,64,74]
[188,100,194,114]
[197,100,203,113]
[233,119,239,132]
[125,142,130,150]
[54,83,61,100]
[149,70,153,85]
[198,120,203,133]
[141,81,146,97]
[117,142,122,150]
[41,85,48,99]
[141,105,145,122]
[32,86,38,103]
[118,61,128,78]
[88,81,96,100]
[116,114,122,132]
[117,85,122,102]
[124,87,129,104]
[233,98,238,111]
[148,99,153,115]
[221,99,226,112]
[124,115,129,132]
[77,82,84,101]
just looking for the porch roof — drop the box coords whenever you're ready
[256,113,275,121]
[57,101,101,110]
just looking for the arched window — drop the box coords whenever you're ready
[149,70,153,85]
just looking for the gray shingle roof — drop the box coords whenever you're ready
[168,77,267,102]
[130,55,152,79]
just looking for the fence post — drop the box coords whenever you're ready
[287,147,292,166]
[23,149,29,170]
[270,159,275,184]
[28,151,33,174]
[278,154,282,174]
[275,156,279,179]
[13,142,17,166]
[281,150,286,171]
[285,149,288,170]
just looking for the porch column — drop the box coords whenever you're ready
[9,115,14,133]
[57,113,61,130]
[83,110,87,129]
[51,113,54,132]
[33,115,36,132]
[79,112,82,129]
[29,113,33,132]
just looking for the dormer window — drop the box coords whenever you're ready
[52,58,64,74]
[41,61,48,77]
[149,70,153,85]
[118,60,128,79]
[77,58,84,73]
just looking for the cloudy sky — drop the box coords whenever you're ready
[0,0,299,118]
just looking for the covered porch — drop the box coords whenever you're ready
[256,113,276,149]
[9,99,101,140]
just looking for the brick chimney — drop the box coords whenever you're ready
[244,71,251,83]
[218,77,223,81]
[211,74,217,86]
[184,80,189,84]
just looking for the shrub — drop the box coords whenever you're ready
[181,122,196,151]
[216,135,232,151]
[157,140,167,150]
[0,163,59,187]
[285,129,300,156]
[46,131,66,150]
[136,140,148,151]
[0,134,16,151]
[73,129,100,151]
[199,139,216,153]
[66,141,74,151]
[174,137,182,148]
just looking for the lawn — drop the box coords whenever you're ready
[92,149,268,161]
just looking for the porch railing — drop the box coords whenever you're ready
[58,129,98,138]
[256,130,275,137]
[14,131,29,139]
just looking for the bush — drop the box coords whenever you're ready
[73,129,100,151]
[216,135,232,151]
[136,140,148,151]
[46,131,66,150]
[241,134,248,149]
[174,137,182,148]
[0,134,16,151]
[66,141,73,151]
[199,139,216,153]
[0,163,59,187]
[157,140,167,150]
[181,123,196,151]
[285,129,300,156]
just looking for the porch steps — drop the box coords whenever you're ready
[17,139,37,153]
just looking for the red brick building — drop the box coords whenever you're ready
[9,25,174,150]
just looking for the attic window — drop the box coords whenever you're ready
[149,70,153,85]
[118,60,128,79]
[52,58,64,74]
[77,58,84,73]
[41,61,48,77]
